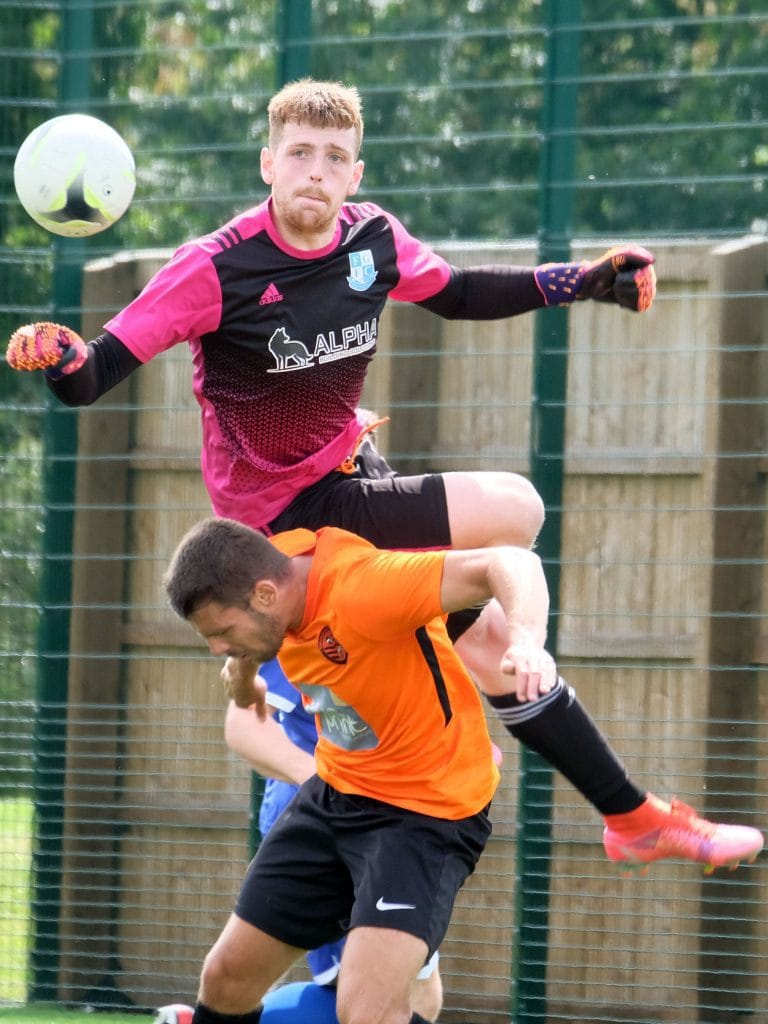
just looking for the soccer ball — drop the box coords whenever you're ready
[13,113,136,237]
[153,1004,194,1024]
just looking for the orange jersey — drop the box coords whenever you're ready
[272,527,499,819]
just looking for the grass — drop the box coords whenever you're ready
[0,799,159,1023]
[0,797,33,1004]
[0,1008,154,1023]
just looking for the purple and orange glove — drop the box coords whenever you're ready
[534,244,656,312]
[6,322,88,379]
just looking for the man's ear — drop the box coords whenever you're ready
[260,146,273,186]
[347,159,365,197]
[251,579,278,609]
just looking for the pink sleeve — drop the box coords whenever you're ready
[383,211,452,303]
[104,240,224,362]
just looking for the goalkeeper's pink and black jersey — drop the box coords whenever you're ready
[105,198,452,529]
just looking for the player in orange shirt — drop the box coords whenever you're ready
[164,517,763,1024]
[164,516,555,1024]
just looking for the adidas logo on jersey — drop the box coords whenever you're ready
[259,282,284,306]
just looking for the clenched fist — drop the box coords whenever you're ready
[221,656,268,716]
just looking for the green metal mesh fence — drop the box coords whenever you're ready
[1,2,768,1022]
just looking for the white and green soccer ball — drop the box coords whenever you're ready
[14,113,136,237]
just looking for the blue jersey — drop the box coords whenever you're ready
[257,658,344,985]
[258,658,318,835]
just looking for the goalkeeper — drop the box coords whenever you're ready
[4,79,688,874]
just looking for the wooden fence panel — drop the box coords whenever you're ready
[56,238,768,1019]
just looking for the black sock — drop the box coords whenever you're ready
[485,680,646,815]
[192,1005,263,1024]
[410,1015,432,1024]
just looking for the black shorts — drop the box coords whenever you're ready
[267,437,451,550]
[268,437,484,640]
[235,775,492,958]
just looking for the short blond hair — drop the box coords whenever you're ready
[267,78,364,155]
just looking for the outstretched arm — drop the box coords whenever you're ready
[417,245,656,320]
[6,325,140,405]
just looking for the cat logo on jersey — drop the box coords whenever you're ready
[347,250,378,292]
[318,625,348,664]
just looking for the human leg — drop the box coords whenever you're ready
[410,954,442,1022]
[194,913,303,1019]
[456,606,764,870]
[269,443,543,552]
[441,470,543,548]
[331,791,488,1023]
[453,600,644,807]
[273,461,763,869]
[270,462,641,807]
[194,779,353,1022]
[335,927,429,1024]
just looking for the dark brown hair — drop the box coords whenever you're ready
[164,517,291,619]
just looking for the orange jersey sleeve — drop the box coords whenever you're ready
[272,527,499,818]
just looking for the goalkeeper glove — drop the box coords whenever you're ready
[6,322,88,379]
[534,245,656,312]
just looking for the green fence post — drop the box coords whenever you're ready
[276,0,312,84]
[29,1,92,1002]
[512,2,581,1022]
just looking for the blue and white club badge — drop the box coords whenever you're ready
[347,249,378,292]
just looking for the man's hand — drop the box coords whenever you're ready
[6,322,88,377]
[535,244,656,312]
[500,638,558,703]
[576,245,656,311]
[221,656,268,717]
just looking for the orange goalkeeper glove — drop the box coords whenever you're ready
[534,244,656,312]
[6,322,88,378]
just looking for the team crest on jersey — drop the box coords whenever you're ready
[347,249,378,292]
[318,625,348,664]
[267,327,314,372]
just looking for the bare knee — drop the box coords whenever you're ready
[497,472,544,546]
[443,471,544,549]
[198,944,262,1014]
[199,945,234,1005]
[510,474,545,546]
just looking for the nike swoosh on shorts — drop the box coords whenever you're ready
[375,897,416,911]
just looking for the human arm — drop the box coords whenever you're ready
[439,546,557,702]
[416,245,655,320]
[5,325,141,405]
[416,264,545,320]
[224,699,316,785]
[7,240,223,401]
[220,655,269,715]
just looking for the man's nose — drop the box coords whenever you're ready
[208,638,229,657]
